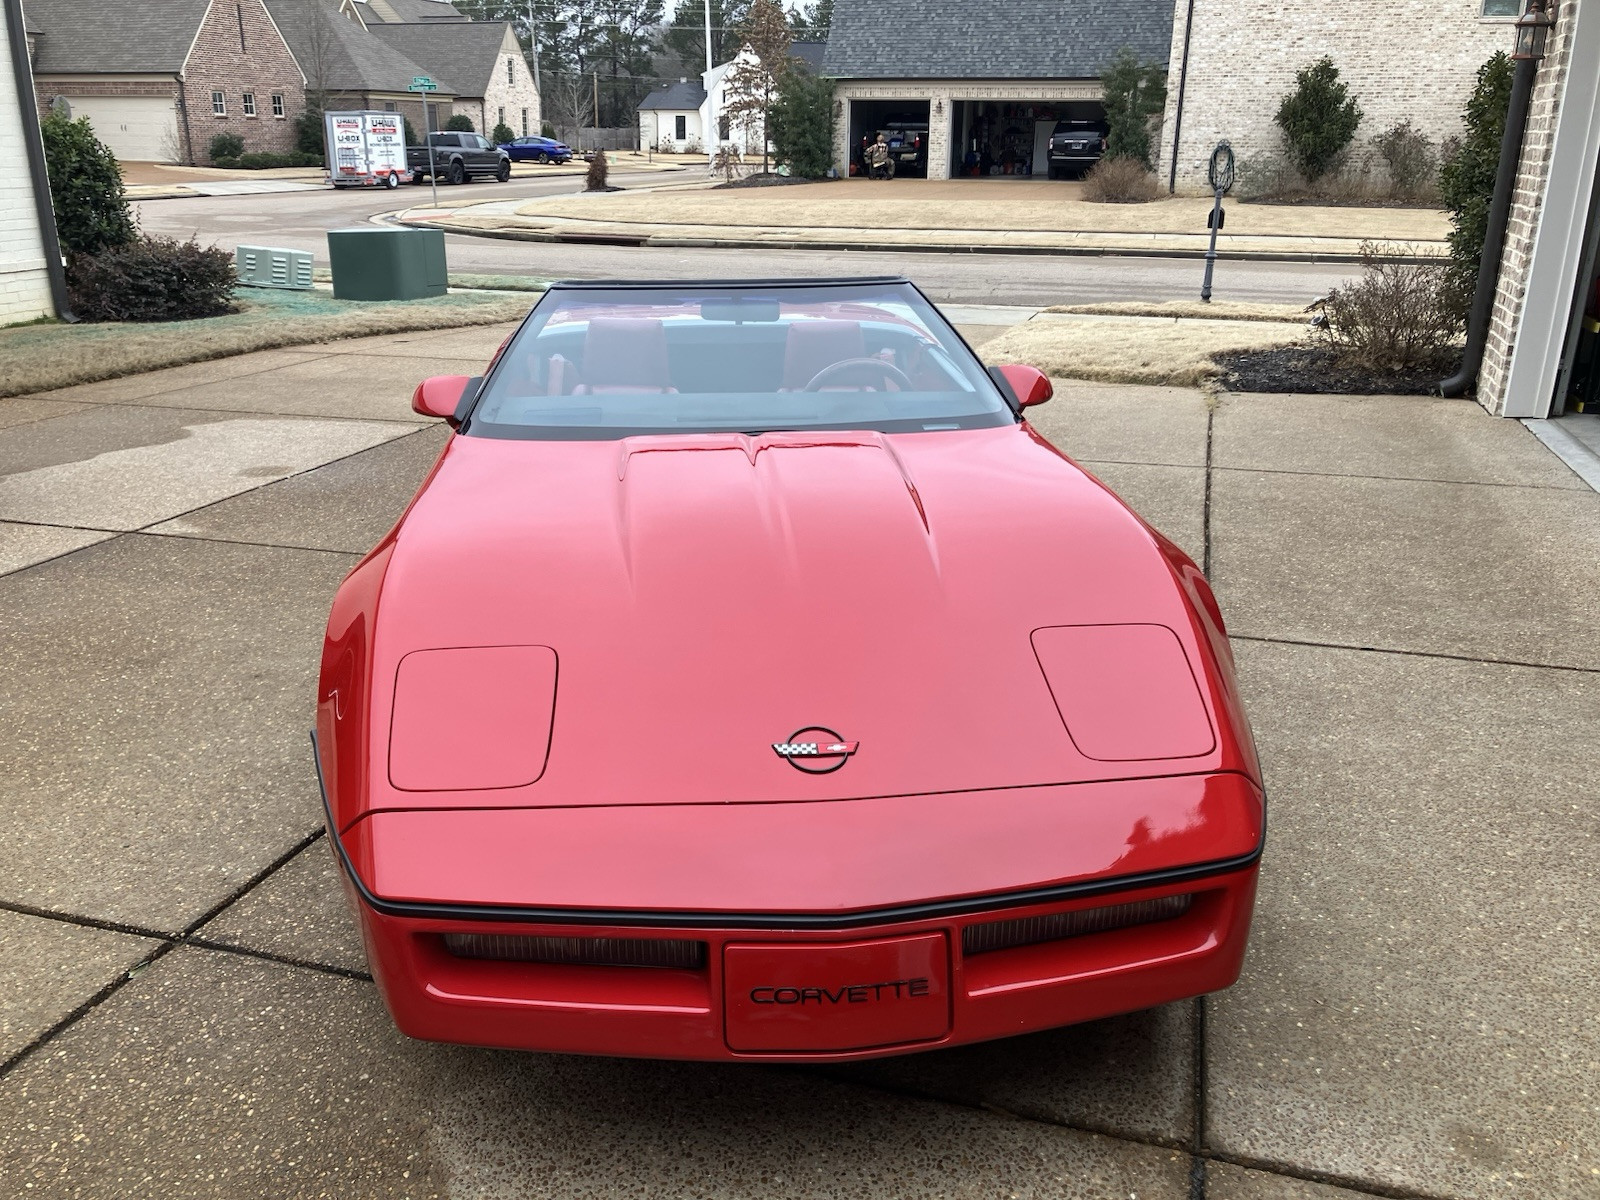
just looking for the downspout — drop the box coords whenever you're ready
[5,0,75,321]
[1166,0,1196,194]
[1439,52,1539,396]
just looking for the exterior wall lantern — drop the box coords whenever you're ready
[1514,0,1555,60]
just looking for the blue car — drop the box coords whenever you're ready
[500,136,573,164]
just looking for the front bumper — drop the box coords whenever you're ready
[342,863,1256,1062]
[321,758,1263,1061]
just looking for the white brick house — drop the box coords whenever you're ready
[1156,0,1523,193]
[1,0,55,324]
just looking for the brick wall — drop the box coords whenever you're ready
[183,0,305,161]
[1476,15,1570,414]
[34,76,180,107]
[1156,0,1518,193]
[479,32,539,138]
[1,3,53,324]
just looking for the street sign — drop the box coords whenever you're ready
[408,76,437,92]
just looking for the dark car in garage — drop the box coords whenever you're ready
[1047,120,1108,179]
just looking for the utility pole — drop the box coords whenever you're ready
[592,70,600,147]
[526,0,539,92]
[703,0,715,168]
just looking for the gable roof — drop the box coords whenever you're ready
[365,20,513,98]
[639,80,707,112]
[821,0,1173,80]
[263,0,458,94]
[26,0,212,74]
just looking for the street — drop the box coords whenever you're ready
[134,171,1359,307]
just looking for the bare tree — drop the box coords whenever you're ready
[718,0,789,172]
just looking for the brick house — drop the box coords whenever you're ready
[820,0,1172,181]
[364,17,539,137]
[1156,0,1523,194]
[25,0,305,163]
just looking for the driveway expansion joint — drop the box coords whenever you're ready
[1232,632,1600,675]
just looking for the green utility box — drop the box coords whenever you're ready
[327,226,447,301]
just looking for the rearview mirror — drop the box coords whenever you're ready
[994,364,1052,408]
[411,375,479,425]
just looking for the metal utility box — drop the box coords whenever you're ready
[235,245,314,290]
[326,227,447,301]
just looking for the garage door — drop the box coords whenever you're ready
[58,95,179,163]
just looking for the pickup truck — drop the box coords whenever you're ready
[881,113,929,176]
[408,132,511,184]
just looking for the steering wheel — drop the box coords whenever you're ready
[804,357,915,392]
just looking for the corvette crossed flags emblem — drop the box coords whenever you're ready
[772,727,859,774]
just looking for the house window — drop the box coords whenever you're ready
[243,92,257,117]
[498,106,505,129]
[718,114,729,140]
[1481,0,1523,14]
[271,93,285,118]
[212,91,226,116]
[521,107,528,135]
[507,58,515,85]
[675,114,687,140]
[384,101,396,112]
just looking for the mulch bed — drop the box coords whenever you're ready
[1215,345,1461,395]
[1237,194,1439,210]
[712,173,832,189]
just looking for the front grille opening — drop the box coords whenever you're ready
[442,933,707,970]
[963,894,1194,957]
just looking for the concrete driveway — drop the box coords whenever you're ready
[0,326,1595,1199]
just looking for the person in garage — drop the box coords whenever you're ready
[865,133,894,180]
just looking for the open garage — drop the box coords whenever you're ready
[822,0,1171,182]
[848,98,930,177]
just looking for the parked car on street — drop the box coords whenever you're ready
[1047,119,1108,179]
[316,275,1264,1063]
[501,135,574,164]
[408,131,511,184]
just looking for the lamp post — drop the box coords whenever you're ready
[1440,0,1556,395]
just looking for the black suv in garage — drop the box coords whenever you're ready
[1047,120,1108,179]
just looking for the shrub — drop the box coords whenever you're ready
[492,122,516,145]
[585,148,609,191]
[40,113,136,259]
[1439,52,1515,313]
[1233,149,1302,200]
[294,106,324,157]
[211,156,241,170]
[1276,57,1363,183]
[208,132,245,162]
[683,135,703,155]
[542,122,556,137]
[67,235,237,323]
[1371,121,1438,201]
[1100,47,1166,169]
[1082,156,1164,203]
[403,117,420,146]
[1314,243,1462,371]
[770,67,834,178]
[444,114,475,133]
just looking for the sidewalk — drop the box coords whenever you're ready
[0,326,1594,1197]
[396,177,1451,261]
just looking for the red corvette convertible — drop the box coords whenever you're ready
[315,277,1263,1062]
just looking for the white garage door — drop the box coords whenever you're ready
[60,95,180,163]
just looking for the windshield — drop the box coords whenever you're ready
[465,280,1015,440]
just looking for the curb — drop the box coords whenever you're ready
[391,216,1435,265]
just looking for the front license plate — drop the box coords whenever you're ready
[723,932,949,1053]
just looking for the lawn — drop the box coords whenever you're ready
[0,286,536,398]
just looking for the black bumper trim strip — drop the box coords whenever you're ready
[312,732,1264,931]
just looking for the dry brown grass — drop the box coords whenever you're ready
[0,289,533,399]
[1045,300,1310,323]
[982,315,1307,388]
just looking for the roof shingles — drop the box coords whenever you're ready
[27,0,212,74]
[820,0,1173,80]
[365,21,513,98]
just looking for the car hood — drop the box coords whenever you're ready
[361,424,1243,810]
